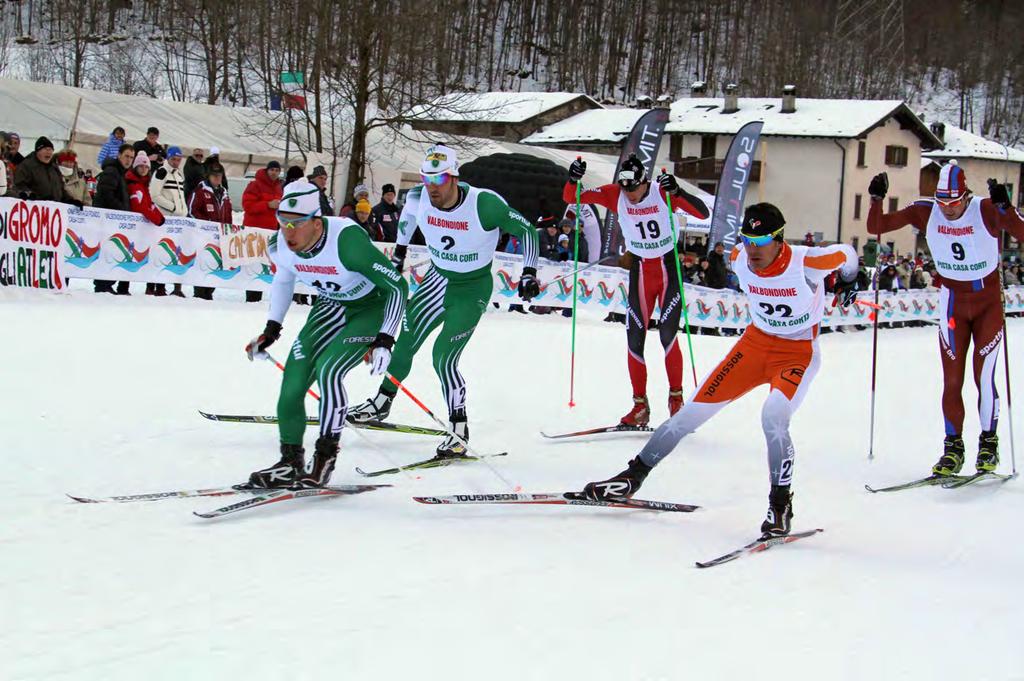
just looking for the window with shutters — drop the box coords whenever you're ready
[884,145,908,167]
[888,197,899,213]
[854,193,863,220]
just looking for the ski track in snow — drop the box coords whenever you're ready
[2,283,1022,680]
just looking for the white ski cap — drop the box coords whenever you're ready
[279,180,322,217]
[421,144,459,176]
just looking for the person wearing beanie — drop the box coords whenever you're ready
[285,165,304,184]
[868,164,1024,479]
[372,182,400,242]
[242,161,284,230]
[151,145,187,217]
[126,150,167,296]
[339,181,370,218]
[306,165,334,216]
[350,198,381,240]
[202,146,228,191]
[241,179,409,489]
[8,132,24,166]
[56,149,91,207]
[346,144,541,459]
[582,202,860,542]
[13,136,81,206]
[97,126,126,166]
[188,164,232,300]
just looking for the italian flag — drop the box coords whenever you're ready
[281,71,306,110]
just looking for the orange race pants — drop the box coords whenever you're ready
[636,325,822,487]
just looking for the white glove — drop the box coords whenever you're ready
[370,346,391,376]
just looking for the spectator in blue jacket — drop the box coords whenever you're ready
[97,127,126,166]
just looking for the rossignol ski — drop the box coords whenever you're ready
[413,492,698,512]
[695,528,824,569]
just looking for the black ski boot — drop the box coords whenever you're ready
[760,485,793,538]
[348,391,394,423]
[435,410,469,459]
[298,436,339,488]
[977,431,999,473]
[249,443,305,488]
[932,435,966,476]
[582,456,652,500]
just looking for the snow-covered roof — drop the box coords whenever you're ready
[0,77,308,162]
[667,97,941,147]
[520,108,650,145]
[922,123,1024,163]
[406,91,600,123]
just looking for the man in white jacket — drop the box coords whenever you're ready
[151,145,188,296]
[151,146,187,216]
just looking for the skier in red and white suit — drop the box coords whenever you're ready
[582,203,859,537]
[563,155,710,426]
[867,162,1024,476]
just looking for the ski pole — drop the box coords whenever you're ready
[263,351,320,400]
[544,254,619,288]
[662,169,699,388]
[568,170,582,408]
[868,267,881,461]
[385,374,521,491]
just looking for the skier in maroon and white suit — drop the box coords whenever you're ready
[867,162,1024,476]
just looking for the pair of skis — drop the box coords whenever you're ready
[865,471,1017,493]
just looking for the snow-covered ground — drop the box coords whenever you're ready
[3,283,1023,681]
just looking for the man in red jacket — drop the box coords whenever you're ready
[188,165,233,299]
[242,161,283,228]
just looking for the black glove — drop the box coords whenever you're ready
[518,266,540,302]
[988,178,1011,209]
[17,191,31,200]
[68,199,84,210]
[568,158,587,183]
[245,320,282,361]
[869,172,888,200]
[657,172,678,194]
[390,244,407,273]
[833,275,859,308]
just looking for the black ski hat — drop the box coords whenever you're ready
[617,154,648,189]
[741,203,786,238]
[35,136,54,152]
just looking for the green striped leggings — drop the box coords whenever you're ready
[380,266,492,416]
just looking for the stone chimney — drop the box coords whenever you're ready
[691,81,707,96]
[930,122,946,143]
[723,83,738,114]
[781,84,797,114]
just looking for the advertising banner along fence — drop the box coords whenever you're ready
[12,198,1024,330]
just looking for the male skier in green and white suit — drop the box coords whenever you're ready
[349,145,541,457]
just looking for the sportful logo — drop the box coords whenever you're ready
[372,261,401,282]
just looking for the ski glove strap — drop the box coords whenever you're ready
[245,320,282,361]
[518,267,540,302]
[391,244,407,273]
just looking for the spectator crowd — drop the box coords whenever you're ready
[3,127,1023,327]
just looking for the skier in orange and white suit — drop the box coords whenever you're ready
[582,203,859,538]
